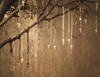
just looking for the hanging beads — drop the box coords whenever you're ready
[62,6,65,45]
[53,26,56,50]
[47,6,51,49]
[19,35,24,64]
[9,42,13,77]
[68,9,71,44]
[27,30,30,68]
[21,38,24,63]
[70,12,74,50]
[19,36,21,62]
[34,27,38,58]
[38,23,40,51]
[95,2,99,34]
[47,21,51,49]
[79,7,82,33]
[13,42,16,72]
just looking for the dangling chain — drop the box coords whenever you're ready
[79,7,82,33]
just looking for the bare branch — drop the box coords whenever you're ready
[0,0,27,28]
[0,1,80,49]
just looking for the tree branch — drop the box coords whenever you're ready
[0,1,80,49]
[0,0,17,22]
[0,0,27,28]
